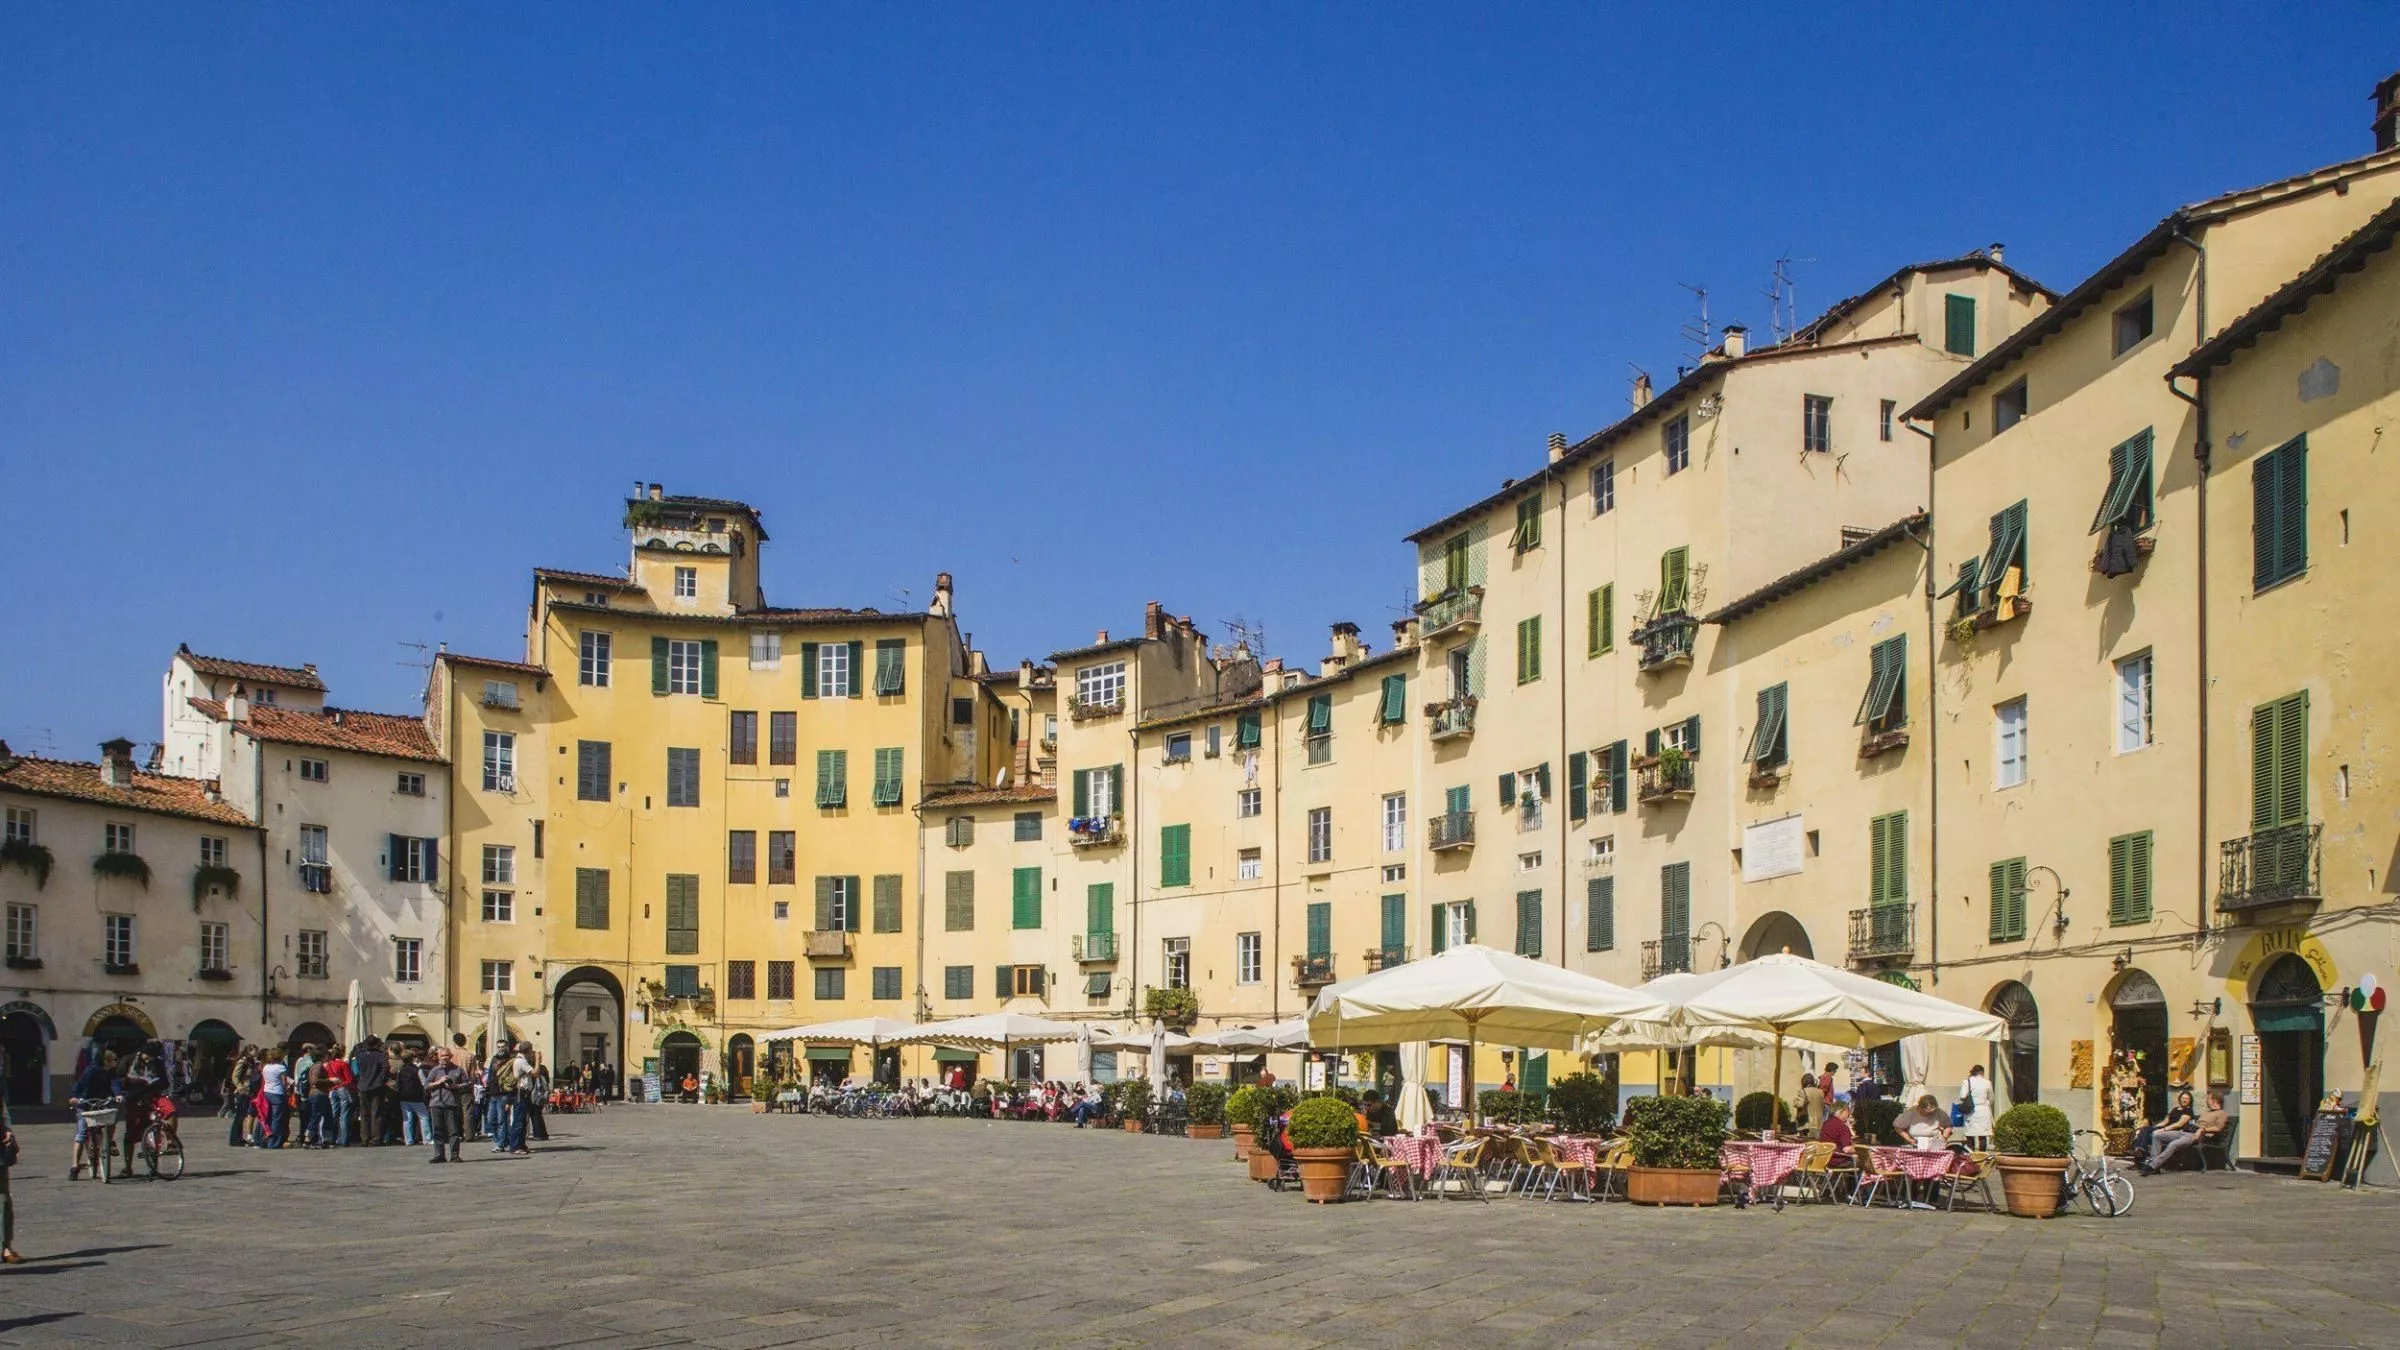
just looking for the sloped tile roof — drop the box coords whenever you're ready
[2171,195,2400,378]
[439,652,550,678]
[176,643,325,691]
[534,567,641,591]
[190,700,443,764]
[919,784,1058,808]
[0,754,256,828]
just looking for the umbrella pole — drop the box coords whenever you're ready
[1466,1017,1480,1126]
[1768,1029,1786,1141]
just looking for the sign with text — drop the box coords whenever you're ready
[1742,815,1806,882]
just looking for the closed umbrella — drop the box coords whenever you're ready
[343,979,367,1049]
[484,987,507,1059]
[1397,1042,1431,1134]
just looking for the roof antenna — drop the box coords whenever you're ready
[1678,283,1712,364]
[396,640,432,673]
[1764,253,1813,345]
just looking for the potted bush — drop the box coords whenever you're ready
[1991,1103,2074,1218]
[1733,1091,1798,1137]
[1477,1088,1529,1125]
[1116,1078,1153,1133]
[1284,1097,1360,1203]
[1186,1081,1228,1141]
[1547,1072,1614,1135]
[1622,1093,1730,1206]
[1225,1085,1263,1160]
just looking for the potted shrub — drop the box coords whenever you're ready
[1225,1085,1263,1160]
[1622,1093,1730,1206]
[1548,1072,1615,1136]
[1117,1078,1153,1133]
[1733,1091,1798,1137]
[1477,1088,1529,1125]
[1991,1103,2074,1218]
[1284,1096,1360,1203]
[1186,1081,1228,1140]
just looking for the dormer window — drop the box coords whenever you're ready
[255,688,277,705]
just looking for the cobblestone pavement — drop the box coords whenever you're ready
[0,1106,2393,1348]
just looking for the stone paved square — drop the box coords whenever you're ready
[0,1106,2395,1348]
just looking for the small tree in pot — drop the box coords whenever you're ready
[1622,1093,1731,1206]
[1185,1081,1228,1140]
[1116,1078,1153,1133]
[1991,1102,2074,1218]
[1284,1096,1360,1203]
[1225,1085,1264,1161]
[1547,1072,1615,1136]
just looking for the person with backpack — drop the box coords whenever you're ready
[395,1047,430,1146]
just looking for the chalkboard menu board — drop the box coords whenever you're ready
[2300,1109,2352,1182]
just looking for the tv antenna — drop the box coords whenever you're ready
[396,640,433,674]
[1764,253,1814,344]
[1220,615,1267,660]
[1678,284,1713,363]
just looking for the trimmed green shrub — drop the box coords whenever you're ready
[1622,1093,1730,1170]
[1185,1080,1227,1125]
[1993,1102,2073,1158]
[1115,1078,1153,1121]
[1855,1098,1905,1146]
[1477,1088,1533,1124]
[1305,1085,1361,1107]
[1547,1072,1614,1135]
[1734,1091,1798,1133]
[1285,1096,1360,1149]
[1258,1084,1299,1121]
[1225,1085,1265,1130]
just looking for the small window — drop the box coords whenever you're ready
[480,959,512,994]
[1164,732,1192,764]
[1880,399,1895,443]
[951,697,974,726]
[481,843,515,885]
[105,822,136,854]
[2113,291,2154,356]
[1591,459,1615,515]
[1992,379,2029,433]
[1803,394,1833,453]
[1235,932,1261,985]
[673,565,698,598]
[773,900,789,921]
[1013,812,1043,842]
[199,836,227,868]
[482,890,514,923]
[298,759,329,783]
[1518,851,1543,874]
[2115,652,2154,753]
[396,772,425,797]
[1382,863,1406,883]
[749,630,782,669]
[1237,788,1262,818]
[1995,697,2029,789]
[1944,293,1976,357]
[1663,414,1690,475]
[393,936,421,984]
[2,808,31,845]
[482,679,519,709]
[579,630,612,687]
[1237,849,1263,881]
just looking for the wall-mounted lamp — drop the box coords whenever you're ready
[2027,864,2070,935]
[2188,997,2221,1019]
[2112,948,2135,971]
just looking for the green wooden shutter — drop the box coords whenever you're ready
[1586,876,1614,951]
[1567,751,1588,821]
[1160,824,1191,887]
[1462,900,1476,943]
[1430,904,1448,954]
[799,642,820,698]
[1086,883,1113,936]
[1443,533,1468,592]
[1606,742,1628,814]
[1680,715,1701,758]
[576,868,609,930]
[1645,727,1661,759]
[944,871,974,931]
[700,640,719,698]
[875,639,905,694]
[1380,673,1406,723]
[1307,902,1331,958]
[1989,858,2026,942]
[1598,584,1614,653]
[2279,440,2308,585]
[873,874,901,933]
[2253,693,2309,832]
[1108,765,1124,814]
[2108,833,2153,925]
[386,833,404,882]
[1012,866,1041,929]
[1661,864,1688,935]
[1872,812,1907,905]
[816,749,846,807]
[844,876,863,932]
[1380,894,1405,951]
[651,636,669,695]
[1236,711,1260,748]
[1445,784,1470,816]
[846,641,865,698]
[1071,768,1089,818]
[1944,293,1976,356]
[814,876,836,931]
[996,965,1013,999]
[1661,548,1690,611]
[1516,616,1541,684]
[873,747,903,806]
[1498,772,1516,814]
[1515,889,1541,957]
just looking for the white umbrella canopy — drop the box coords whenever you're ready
[1089,1026,1207,1052]
[343,980,367,1048]
[1210,1018,1312,1051]
[892,1013,1089,1048]
[759,1017,919,1045]
[1306,944,1669,1052]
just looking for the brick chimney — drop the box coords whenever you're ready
[1720,324,1748,359]
[1391,616,1419,648]
[1630,371,1652,411]
[2377,71,2400,151]
[1322,622,1363,676]
[931,572,954,617]
[1143,601,1164,642]
[99,738,136,788]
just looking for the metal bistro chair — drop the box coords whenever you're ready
[1851,1146,1911,1209]
[1432,1136,1496,1201]
[1940,1150,1997,1213]
[1362,1135,1419,1200]
[1788,1140,1836,1204]
[1591,1140,1635,1202]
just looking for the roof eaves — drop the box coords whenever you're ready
[1703,513,1930,625]
[1048,636,1146,663]
[2171,195,2400,378]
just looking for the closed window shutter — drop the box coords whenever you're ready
[700,639,719,698]
[845,641,865,698]
[1108,765,1124,813]
[1071,769,1089,818]
[1087,884,1113,935]
[1661,863,1689,935]
[815,877,836,931]
[1872,812,1907,904]
[1380,894,1405,950]
[1586,876,1614,951]
[1988,859,2015,941]
[944,871,973,931]
[2279,441,2308,584]
[996,965,1013,999]
[1462,900,1476,943]
[1012,867,1041,929]
[1515,890,1541,957]
[1645,727,1661,759]
[387,833,404,882]
[1607,742,1628,814]
[844,876,862,932]
[873,874,901,933]
[800,642,820,698]
[1945,293,1975,356]
[1307,902,1331,958]
[1430,905,1447,954]
[576,868,609,930]
[2275,693,2308,827]
[2256,441,2309,588]
[651,636,669,696]
[2108,835,2139,924]
[1567,751,1588,821]
[666,876,698,954]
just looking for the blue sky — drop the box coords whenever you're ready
[5,4,2395,759]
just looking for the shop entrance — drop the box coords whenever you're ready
[2110,970,2170,1123]
[2251,954,2325,1159]
[659,1032,703,1098]
[1988,982,2040,1112]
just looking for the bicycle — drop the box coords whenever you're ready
[73,1098,119,1184]
[2063,1129,2133,1216]
[137,1097,185,1180]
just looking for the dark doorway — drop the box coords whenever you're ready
[186,1020,241,1101]
[726,1034,755,1098]
[1988,982,2040,1111]
[0,1008,49,1106]
[552,967,625,1097]
[874,1046,899,1086]
[1374,1049,1401,1105]
[2252,954,2325,1159]
[287,1021,337,1058]
[91,1014,150,1065]
[2111,971,2170,1122]
[659,1032,703,1097]
[1010,1046,1044,1081]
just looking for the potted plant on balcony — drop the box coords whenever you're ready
[1143,986,1200,1031]
[1186,1081,1228,1141]
[1990,1102,2074,1217]
[1622,1092,1730,1206]
[1284,1096,1360,1203]
[1225,1084,1263,1161]
[1116,1078,1153,1133]
[0,837,53,889]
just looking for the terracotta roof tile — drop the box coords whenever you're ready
[0,755,256,828]
[919,784,1058,808]
[439,652,550,678]
[534,567,641,591]
[190,700,444,764]
[175,643,326,692]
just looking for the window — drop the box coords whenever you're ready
[1011,867,1042,930]
[2108,831,2154,925]
[395,771,427,798]
[749,630,781,670]
[1589,836,1614,865]
[1163,937,1191,990]
[726,961,756,1000]
[1880,399,1895,442]
[1745,683,1788,767]
[1013,812,1042,841]
[673,565,697,598]
[872,967,903,1000]
[1958,500,2029,615]
[293,927,327,978]
[533,820,543,859]
[2251,691,2310,842]
[768,831,795,884]
[872,874,902,933]
[2116,652,2154,753]
[944,815,974,848]
[392,935,419,983]
[1591,459,1615,515]
[199,835,227,868]
[1516,615,1542,684]
[1379,893,1406,954]
[1237,849,1263,881]
[98,913,135,969]
[4,904,32,961]
[2252,436,2309,590]
[1086,884,1114,942]
[810,875,857,933]
[1660,862,1691,948]
[1587,585,1614,657]
[1237,788,1261,818]
[2090,428,2156,538]
[1664,414,1690,474]
[944,871,974,931]
[1586,876,1615,951]
[1009,966,1044,998]
[874,639,906,695]
[1307,807,1332,865]
[1235,711,1261,749]
[1304,694,1333,761]
[768,960,796,1000]
[482,889,514,923]
[769,712,796,765]
[1659,546,1690,611]
[1511,493,1543,552]
[667,747,700,807]
[1499,764,1547,829]
[1382,793,1407,852]
[729,711,758,765]
[1441,531,1469,593]
[298,758,329,783]
[666,639,706,695]
[1992,379,2029,433]
[482,679,519,710]
[665,874,700,953]
[480,959,512,994]
[299,822,328,873]
[1518,851,1543,874]
[1073,765,1120,820]
[1377,674,1406,725]
[1857,635,1908,733]
[943,966,973,1000]
[951,697,974,726]
[579,631,613,686]
[1869,812,1908,906]
[1305,900,1332,959]
[1515,889,1543,958]
[481,844,515,886]
[772,900,788,920]
[1943,293,1976,356]
[480,732,515,792]
[1382,864,1406,883]
[872,747,904,807]
[391,835,436,883]
[815,749,847,808]
[727,830,757,884]
[1802,394,1833,454]
[1432,900,1475,953]
[1236,932,1262,985]
[577,740,611,801]
[814,967,846,1001]
[1159,824,1191,887]
[1995,698,2029,789]
[2,808,29,845]
[575,868,609,929]
[184,919,224,974]
[1075,661,1126,710]
[1204,724,1222,758]
[2113,290,2154,356]
[1164,732,1191,763]
[663,965,700,998]
[1988,857,2028,942]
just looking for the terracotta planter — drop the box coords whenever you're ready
[1123,1119,1146,1134]
[1231,1124,1256,1160]
[1994,1154,2070,1218]
[1625,1165,1722,1207]
[1248,1148,1282,1182]
[1293,1147,1353,1203]
[1189,1123,1224,1141]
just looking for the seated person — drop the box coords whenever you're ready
[1890,1094,1952,1148]
[1360,1090,1399,1137]
[1817,1102,1857,1167]
[2134,1090,2196,1163]
[2146,1091,2230,1173]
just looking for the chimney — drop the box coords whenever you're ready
[1721,324,1748,359]
[1631,371,1653,410]
[1144,601,1164,641]
[1391,616,1419,648]
[930,572,954,617]
[1094,629,1110,645]
[226,694,250,723]
[1262,657,1284,679]
[2377,71,2400,151]
[100,738,136,788]
[648,483,664,501]
[633,480,645,501]
[1987,242,2005,264]
[1546,432,1567,463]
[1330,621,1362,665]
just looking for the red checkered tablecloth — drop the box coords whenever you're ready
[1387,1134,1444,1179]
[1719,1140,1806,1190]
[1553,1137,1600,1169]
[1886,1146,1960,1182]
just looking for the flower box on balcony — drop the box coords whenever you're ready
[1426,697,1477,742]
[804,930,853,960]
[1067,695,1125,723]
[104,961,142,976]
[1415,586,1484,640]
[1068,817,1123,848]
[1746,766,1784,790]
[1634,612,1700,673]
[1858,728,1911,759]
[1973,596,2032,629]
[199,967,236,982]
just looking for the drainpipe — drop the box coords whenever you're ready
[442,677,458,1043]
[1552,461,1570,968]
[1903,422,1941,987]
[2166,229,2211,931]
[1270,695,1284,1026]
[255,734,272,1026]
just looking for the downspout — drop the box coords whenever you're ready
[443,677,458,1043]
[1127,709,1141,1029]
[1903,421,1941,987]
[2167,228,2211,931]
[255,733,271,1026]
[1271,694,1284,1026]
[1552,463,1569,968]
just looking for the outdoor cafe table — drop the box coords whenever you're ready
[1719,1140,1806,1200]
[1388,1133,1444,1180]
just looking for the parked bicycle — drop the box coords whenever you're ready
[2063,1129,2133,1216]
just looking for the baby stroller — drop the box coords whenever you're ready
[1256,1113,1301,1192]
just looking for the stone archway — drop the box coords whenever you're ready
[1738,911,1814,963]
[2107,970,2169,1125]
[1986,982,2039,1112]
[0,1002,54,1106]
[552,966,626,1098]
[659,1031,704,1099]
[186,1019,242,1100]
[2250,954,2324,1159]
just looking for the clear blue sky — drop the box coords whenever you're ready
[5,5,2395,760]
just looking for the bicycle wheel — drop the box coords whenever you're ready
[2099,1172,2132,1216]
[2078,1176,2118,1217]
[97,1134,112,1184]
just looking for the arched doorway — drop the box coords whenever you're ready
[187,1019,242,1101]
[473,1024,519,1060]
[1739,912,1814,962]
[0,1002,54,1106]
[2251,954,2325,1158]
[726,1034,755,1099]
[1987,982,2039,1112]
[552,967,625,1098]
[287,1021,337,1058]
[2109,970,2169,1123]
[659,1031,703,1098]
[384,1025,431,1056]
[90,1013,152,1066]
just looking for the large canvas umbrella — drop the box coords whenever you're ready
[894,1012,1087,1081]
[1307,945,1668,1122]
[761,1017,918,1083]
[1665,953,2006,1136]
[342,979,367,1049]
[1210,1019,1311,1050]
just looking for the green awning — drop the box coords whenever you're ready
[804,1046,853,1063]
[932,1047,980,1064]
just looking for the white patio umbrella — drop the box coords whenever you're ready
[760,1017,918,1083]
[484,987,507,1058]
[1210,1018,1311,1050]
[894,1012,1087,1081]
[1665,953,2006,1136]
[1307,945,1669,1122]
[343,979,367,1049]
[1397,1042,1431,1134]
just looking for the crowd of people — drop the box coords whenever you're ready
[220,1033,596,1161]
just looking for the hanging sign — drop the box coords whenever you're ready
[2239,1035,2262,1106]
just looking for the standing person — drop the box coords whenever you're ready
[0,1050,17,1262]
[226,1049,259,1148]
[396,1048,430,1147]
[259,1049,290,1150]
[68,1051,118,1178]
[290,1044,319,1144]
[524,1049,551,1144]
[304,1052,336,1148]
[422,1047,467,1163]
[506,1042,537,1155]
[1956,1064,1996,1150]
[323,1044,355,1147]
[351,1037,392,1147]
[117,1051,163,1174]
[1801,1065,1827,1132]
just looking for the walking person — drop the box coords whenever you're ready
[396,1048,430,1146]
[350,1037,392,1147]
[1956,1063,1996,1151]
[0,1049,20,1262]
[226,1049,260,1148]
[422,1047,467,1163]
[502,1042,536,1155]
[524,1049,551,1144]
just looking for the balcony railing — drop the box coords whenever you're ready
[1428,810,1475,851]
[1074,932,1119,963]
[1292,954,1336,987]
[299,863,332,894]
[1848,904,1916,963]
[1067,695,1125,723]
[1427,697,1478,742]
[1636,757,1696,805]
[1068,817,1123,848]
[1634,612,1700,673]
[1641,934,1692,982]
[1364,945,1409,972]
[2218,823,2323,915]
[1416,586,1483,640]
[804,930,853,960]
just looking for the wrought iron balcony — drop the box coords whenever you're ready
[1428,810,1475,852]
[1364,945,1409,972]
[1292,954,1336,987]
[1641,934,1692,982]
[2218,823,2323,916]
[1634,612,1700,673]
[1427,697,1478,742]
[1848,904,1916,963]
[1635,756,1696,805]
[1073,932,1119,963]
[804,930,853,960]
[1068,817,1123,848]
[1415,586,1483,641]
[299,863,332,894]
